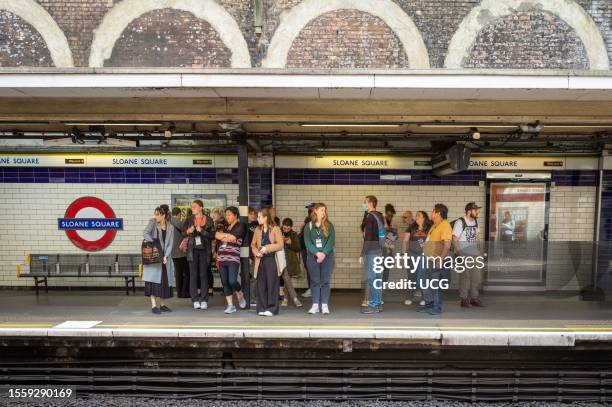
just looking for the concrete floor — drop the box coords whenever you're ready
[0,289,610,330]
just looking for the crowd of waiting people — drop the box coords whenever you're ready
[142,196,484,317]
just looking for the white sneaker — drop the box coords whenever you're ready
[419,300,426,306]
[321,304,330,315]
[258,311,265,316]
[404,299,412,306]
[224,304,237,314]
[308,304,319,314]
[238,294,247,309]
[302,289,312,298]
[200,301,208,310]
[193,302,201,309]
[263,310,274,317]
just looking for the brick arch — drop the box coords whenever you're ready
[262,0,430,68]
[0,0,73,67]
[89,0,250,68]
[445,0,609,70]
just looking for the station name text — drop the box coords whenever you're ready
[332,159,389,167]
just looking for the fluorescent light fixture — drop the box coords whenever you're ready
[543,125,612,128]
[300,124,401,127]
[105,138,137,147]
[418,124,518,128]
[42,137,75,146]
[64,123,162,127]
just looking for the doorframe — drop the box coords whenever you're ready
[484,172,552,290]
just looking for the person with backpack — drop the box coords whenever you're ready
[360,195,386,314]
[453,202,484,308]
[280,218,303,308]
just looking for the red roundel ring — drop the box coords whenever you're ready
[64,196,117,251]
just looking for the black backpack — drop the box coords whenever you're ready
[368,212,386,250]
[450,217,478,234]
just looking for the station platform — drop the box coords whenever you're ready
[0,290,611,346]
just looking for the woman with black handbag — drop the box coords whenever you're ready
[142,205,174,314]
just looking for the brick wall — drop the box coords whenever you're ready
[464,11,589,70]
[0,10,52,67]
[285,9,409,69]
[0,0,607,69]
[104,8,232,68]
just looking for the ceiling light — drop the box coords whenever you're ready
[543,125,612,128]
[470,128,481,140]
[42,137,75,146]
[300,124,401,127]
[418,124,518,129]
[64,123,162,127]
[105,137,137,147]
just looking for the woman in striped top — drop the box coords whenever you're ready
[215,206,247,314]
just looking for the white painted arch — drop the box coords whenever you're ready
[89,0,251,68]
[262,0,430,68]
[445,0,610,70]
[0,0,73,67]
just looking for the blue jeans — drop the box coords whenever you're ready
[307,251,335,306]
[218,262,241,297]
[422,268,450,313]
[365,253,383,308]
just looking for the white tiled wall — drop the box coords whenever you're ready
[275,184,486,289]
[0,182,597,292]
[546,186,596,291]
[275,184,597,291]
[0,183,238,287]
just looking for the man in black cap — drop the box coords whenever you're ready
[299,202,316,297]
[452,202,484,308]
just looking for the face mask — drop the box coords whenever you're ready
[362,203,368,212]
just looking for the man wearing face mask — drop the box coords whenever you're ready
[359,195,385,314]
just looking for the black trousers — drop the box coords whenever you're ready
[173,257,190,298]
[301,249,311,289]
[256,255,280,315]
[189,250,210,303]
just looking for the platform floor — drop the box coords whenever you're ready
[0,289,611,335]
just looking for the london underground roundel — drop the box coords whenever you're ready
[58,197,123,251]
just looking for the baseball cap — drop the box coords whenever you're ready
[305,202,316,209]
[465,202,482,211]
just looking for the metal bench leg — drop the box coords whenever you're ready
[34,277,39,296]
[132,277,136,294]
[44,277,48,293]
[124,277,129,295]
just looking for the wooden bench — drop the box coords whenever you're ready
[17,253,142,295]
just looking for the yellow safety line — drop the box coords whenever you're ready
[0,323,53,327]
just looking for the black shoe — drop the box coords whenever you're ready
[160,305,172,313]
[152,307,161,315]
[417,304,433,313]
[361,306,379,314]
